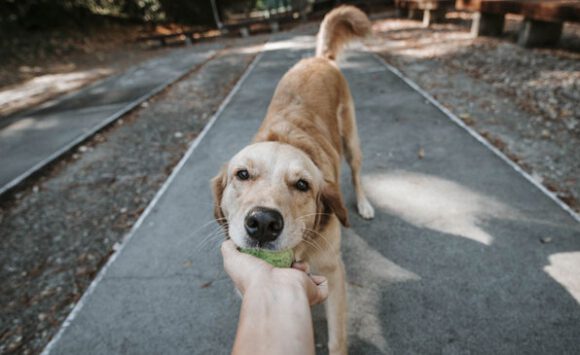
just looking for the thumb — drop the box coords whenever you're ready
[220,239,240,273]
[220,240,247,285]
[221,239,272,293]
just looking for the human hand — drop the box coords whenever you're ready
[221,239,328,305]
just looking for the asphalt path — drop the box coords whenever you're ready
[0,44,220,195]
[43,33,580,355]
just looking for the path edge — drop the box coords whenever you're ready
[0,49,218,196]
[367,51,579,223]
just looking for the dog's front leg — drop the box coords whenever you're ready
[319,257,348,355]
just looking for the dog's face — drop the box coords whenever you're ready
[212,142,348,251]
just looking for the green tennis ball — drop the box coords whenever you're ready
[240,248,294,268]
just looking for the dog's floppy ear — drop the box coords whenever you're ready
[320,180,350,228]
[211,164,228,225]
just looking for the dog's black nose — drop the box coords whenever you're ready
[244,207,284,243]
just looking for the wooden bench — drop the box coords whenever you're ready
[137,32,197,47]
[220,10,302,37]
[137,12,294,46]
[396,0,456,26]
[456,0,580,47]
[221,18,279,37]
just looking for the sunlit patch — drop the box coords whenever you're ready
[230,44,266,55]
[0,117,62,140]
[3,117,36,132]
[544,252,580,304]
[367,19,475,59]
[343,229,419,352]
[264,36,316,52]
[363,171,518,245]
[367,31,474,58]
[528,70,580,91]
[0,69,112,116]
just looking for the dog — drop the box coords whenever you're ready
[212,6,374,354]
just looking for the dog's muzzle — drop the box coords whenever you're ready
[244,207,284,244]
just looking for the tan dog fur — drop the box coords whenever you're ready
[212,6,374,354]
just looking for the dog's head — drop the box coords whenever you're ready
[212,141,348,250]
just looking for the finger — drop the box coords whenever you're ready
[291,261,310,273]
[221,240,244,282]
[222,239,268,269]
[220,239,238,258]
[220,240,272,293]
[221,240,242,273]
[314,278,328,304]
[303,274,329,305]
[309,274,327,286]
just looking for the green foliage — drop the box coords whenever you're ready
[0,0,166,30]
[157,0,214,26]
[0,0,283,30]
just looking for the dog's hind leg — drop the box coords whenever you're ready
[339,93,375,220]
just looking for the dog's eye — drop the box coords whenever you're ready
[236,169,250,181]
[295,179,309,192]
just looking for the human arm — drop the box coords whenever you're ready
[221,240,328,355]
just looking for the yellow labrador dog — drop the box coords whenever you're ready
[212,6,374,354]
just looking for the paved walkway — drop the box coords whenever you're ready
[43,34,580,355]
[0,44,220,194]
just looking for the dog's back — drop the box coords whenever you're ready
[254,6,371,180]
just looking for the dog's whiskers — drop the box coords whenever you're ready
[303,230,330,252]
[195,225,228,252]
[187,218,228,236]
[296,212,332,221]
[304,228,336,255]
[301,237,324,254]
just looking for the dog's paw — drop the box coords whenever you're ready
[357,197,375,219]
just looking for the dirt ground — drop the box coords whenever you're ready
[368,11,580,213]
[0,35,265,354]
[1,9,579,355]
[0,24,220,117]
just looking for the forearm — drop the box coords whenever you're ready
[232,284,315,355]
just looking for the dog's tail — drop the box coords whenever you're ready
[315,5,371,61]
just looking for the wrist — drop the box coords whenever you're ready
[234,272,315,355]
[244,270,308,301]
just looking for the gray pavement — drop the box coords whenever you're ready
[0,44,220,195]
[44,34,580,355]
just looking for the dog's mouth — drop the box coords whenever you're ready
[226,203,313,252]
[243,238,278,250]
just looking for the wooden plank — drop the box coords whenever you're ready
[471,11,505,35]
[518,18,564,46]
[456,0,483,11]
[479,0,522,16]
[396,0,455,11]
[458,0,580,23]
[518,1,580,23]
